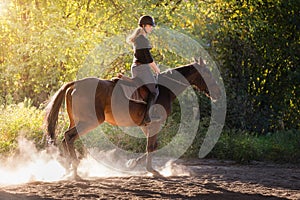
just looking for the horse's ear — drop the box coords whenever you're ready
[199,57,206,66]
[193,57,198,63]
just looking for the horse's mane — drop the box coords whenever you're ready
[160,63,196,77]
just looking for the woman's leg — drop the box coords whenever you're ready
[131,64,159,124]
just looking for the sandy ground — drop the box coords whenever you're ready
[0,159,299,200]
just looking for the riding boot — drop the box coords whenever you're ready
[143,94,160,125]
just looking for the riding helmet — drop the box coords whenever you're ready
[138,15,156,27]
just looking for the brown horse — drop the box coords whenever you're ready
[44,58,221,179]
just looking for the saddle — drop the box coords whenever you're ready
[112,74,148,104]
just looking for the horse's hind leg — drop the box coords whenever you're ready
[61,127,80,179]
[62,122,99,180]
[59,88,76,172]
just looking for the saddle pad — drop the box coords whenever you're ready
[120,84,147,104]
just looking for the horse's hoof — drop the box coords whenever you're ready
[63,172,83,181]
[152,171,163,178]
[147,168,163,178]
[74,174,84,181]
[126,159,137,169]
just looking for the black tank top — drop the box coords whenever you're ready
[133,35,153,64]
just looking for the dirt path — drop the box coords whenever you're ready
[1,159,299,200]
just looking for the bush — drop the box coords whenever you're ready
[0,100,44,155]
[208,129,300,164]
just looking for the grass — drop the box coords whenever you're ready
[207,129,300,164]
[0,101,299,164]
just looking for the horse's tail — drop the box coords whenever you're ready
[44,81,75,145]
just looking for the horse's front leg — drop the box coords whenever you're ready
[126,152,147,169]
[126,135,157,169]
[145,133,161,176]
[127,124,162,176]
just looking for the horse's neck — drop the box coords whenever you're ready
[159,65,194,100]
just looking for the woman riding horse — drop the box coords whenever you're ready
[127,15,160,124]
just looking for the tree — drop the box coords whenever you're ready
[0,0,299,132]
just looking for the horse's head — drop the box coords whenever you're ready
[188,58,222,102]
[160,58,221,102]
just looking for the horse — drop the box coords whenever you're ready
[44,58,221,179]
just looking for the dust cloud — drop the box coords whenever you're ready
[0,137,190,185]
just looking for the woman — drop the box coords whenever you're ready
[127,15,160,124]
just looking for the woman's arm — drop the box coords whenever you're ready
[149,61,160,75]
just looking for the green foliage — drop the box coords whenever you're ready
[209,129,300,164]
[0,100,44,155]
[1,0,299,132]
[207,0,300,132]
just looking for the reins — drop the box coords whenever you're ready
[160,74,190,87]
